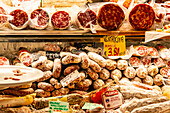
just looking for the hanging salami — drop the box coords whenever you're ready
[129,4,155,30]
[130,57,141,67]
[154,57,166,68]
[30,9,49,30]
[97,3,125,30]
[51,11,71,29]
[0,7,8,27]
[141,56,151,67]
[133,46,149,56]
[9,9,29,29]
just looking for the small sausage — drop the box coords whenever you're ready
[37,71,52,82]
[35,89,51,98]
[50,78,58,85]
[111,69,122,80]
[38,82,54,91]
[148,65,159,77]
[52,90,61,97]
[77,79,92,88]
[87,68,99,80]
[79,52,90,69]
[59,88,69,95]
[105,59,117,70]
[64,65,80,76]
[117,60,128,70]
[154,74,163,86]
[143,76,154,86]
[99,68,110,80]
[131,77,142,83]
[62,54,81,65]
[93,79,105,90]
[54,83,62,89]
[136,67,148,78]
[53,58,61,78]
[124,67,136,79]
[89,60,102,73]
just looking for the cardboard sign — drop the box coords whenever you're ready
[49,101,69,113]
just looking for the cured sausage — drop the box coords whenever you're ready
[93,79,105,90]
[0,7,8,27]
[124,67,136,78]
[37,71,52,82]
[131,77,142,83]
[53,58,61,78]
[0,57,9,65]
[9,9,28,29]
[63,65,80,76]
[49,78,58,85]
[77,9,97,28]
[30,9,49,29]
[117,60,128,70]
[141,56,151,67]
[89,59,102,73]
[111,69,122,80]
[51,11,71,29]
[97,3,125,30]
[105,59,117,70]
[136,67,147,78]
[38,82,54,92]
[154,74,163,86]
[159,47,170,60]
[148,47,159,58]
[147,65,159,76]
[133,46,149,56]
[62,54,81,65]
[99,68,110,80]
[130,57,141,67]
[129,4,155,30]
[143,76,153,86]
[87,68,99,80]
[79,52,90,69]
[160,67,170,77]
[44,44,61,52]
[35,89,51,98]
[154,57,166,68]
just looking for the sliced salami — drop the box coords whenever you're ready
[133,46,149,56]
[97,3,125,30]
[160,67,170,77]
[130,57,141,67]
[30,9,49,30]
[9,9,28,29]
[141,56,151,67]
[51,11,71,29]
[0,57,9,65]
[129,4,155,30]
[0,7,8,27]
[77,9,97,28]
[148,47,159,58]
[154,57,166,68]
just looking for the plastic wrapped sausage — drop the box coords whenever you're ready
[53,58,61,78]
[37,71,52,82]
[88,52,106,67]
[124,67,136,78]
[117,60,128,70]
[154,74,163,86]
[38,82,54,91]
[143,76,153,86]
[62,54,81,65]
[64,65,80,76]
[99,68,110,80]
[35,89,51,98]
[105,59,117,70]
[79,52,90,69]
[147,65,159,76]
[87,68,99,80]
[93,79,105,90]
[136,67,148,78]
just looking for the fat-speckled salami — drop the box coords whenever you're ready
[148,47,159,58]
[30,9,49,29]
[51,11,71,29]
[141,56,151,67]
[77,9,97,28]
[160,67,170,77]
[130,57,141,67]
[129,4,155,30]
[9,9,28,29]
[133,46,149,56]
[154,57,166,68]
[0,7,7,27]
[0,57,9,65]
[97,3,125,30]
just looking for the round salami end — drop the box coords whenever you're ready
[0,7,8,26]
[9,9,28,29]
[77,9,97,28]
[141,56,151,67]
[124,67,136,78]
[30,9,49,29]
[160,67,170,77]
[136,67,148,78]
[129,4,155,30]
[51,11,71,29]
[97,3,125,30]
[133,46,149,56]
[148,47,159,58]
[154,57,166,68]
[147,65,158,77]
[159,48,170,60]
[130,57,141,67]
[0,57,9,65]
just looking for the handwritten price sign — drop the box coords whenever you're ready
[101,35,126,57]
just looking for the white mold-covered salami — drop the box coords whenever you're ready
[79,52,90,69]
[99,68,110,80]
[147,65,159,77]
[53,58,61,78]
[117,60,128,70]
[136,67,147,78]
[105,59,117,70]
[89,59,102,73]
[124,67,136,78]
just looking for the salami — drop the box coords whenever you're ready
[9,9,28,29]
[159,47,170,60]
[143,75,154,86]
[130,57,141,67]
[133,46,149,56]
[111,69,122,80]
[154,57,166,68]
[154,74,163,86]
[124,67,136,78]
[147,65,159,77]
[129,4,155,30]
[51,11,71,29]
[167,60,170,68]
[97,3,125,30]
[148,47,159,58]
[141,56,151,67]
[136,67,148,78]
[117,60,128,70]
[0,7,8,27]
[0,57,9,65]
[77,9,97,28]
[160,67,170,77]
[30,9,49,30]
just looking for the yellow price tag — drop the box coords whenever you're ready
[101,35,126,57]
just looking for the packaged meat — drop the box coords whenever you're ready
[154,57,166,68]
[0,57,9,65]
[30,8,49,30]
[117,60,128,70]
[111,69,122,80]
[87,68,99,80]
[129,57,141,67]
[51,11,71,29]
[147,65,159,76]
[143,75,153,86]
[43,43,61,52]
[9,9,29,30]
[105,59,117,70]
[62,54,81,65]
[160,67,170,77]
[129,4,155,30]
[0,7,8,28]
[140,56,151,67]
[97,3,125,30]
[133,46,149,56]
[99,68,110,80]
[79,52,90,69]
[38,82,54,91]
[53,58,61,78]
[123,67,136,78]
[89,59,102,73]
[131,77,142,83]
[153,74,163,86]
[93,79,105,90]
[37,71,52,82]
[88,52,106,67]
[63,65,80,76]
[1,88,34,96]
[136,67,147,78]
[35,89,51,98]
[148,47,159,58]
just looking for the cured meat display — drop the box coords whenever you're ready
[97,3,125,30]
[0,7,8,27]
[51,11,71,29]
[129,4,155,30]
[30,9,49,30]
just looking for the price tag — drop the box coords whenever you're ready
[49,101,69,113]
[101,35,126,57]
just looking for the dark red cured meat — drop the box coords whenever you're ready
[77,9,97,28]
[167,61,170,68]
[141,56,151,67]
[0,57,9,65]
[148,47,158,57]
[135,46,148,56]
[9,9,28,27]
[154,57,166,68]
[160,67,170,77]
[30,9,49,26]
[97,3,125,30]
[129,4,155,30]
[0,7,7,24]
[51,11,71,29]
[130,57,141,67]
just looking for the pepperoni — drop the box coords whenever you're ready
[129,4,155,30]
[0,7,7,24]
[136,46,148,56]
[148,47,158,57]
[130,57,141,67]
[97,3,125,30]
[30,9,49,26]
[154,58,166,68]
[77,9,97,28]
[51,11,71,29]
[0,57,9,65]
[9,9,28,27]
[160,67,170,77]
[141,56,151,67]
